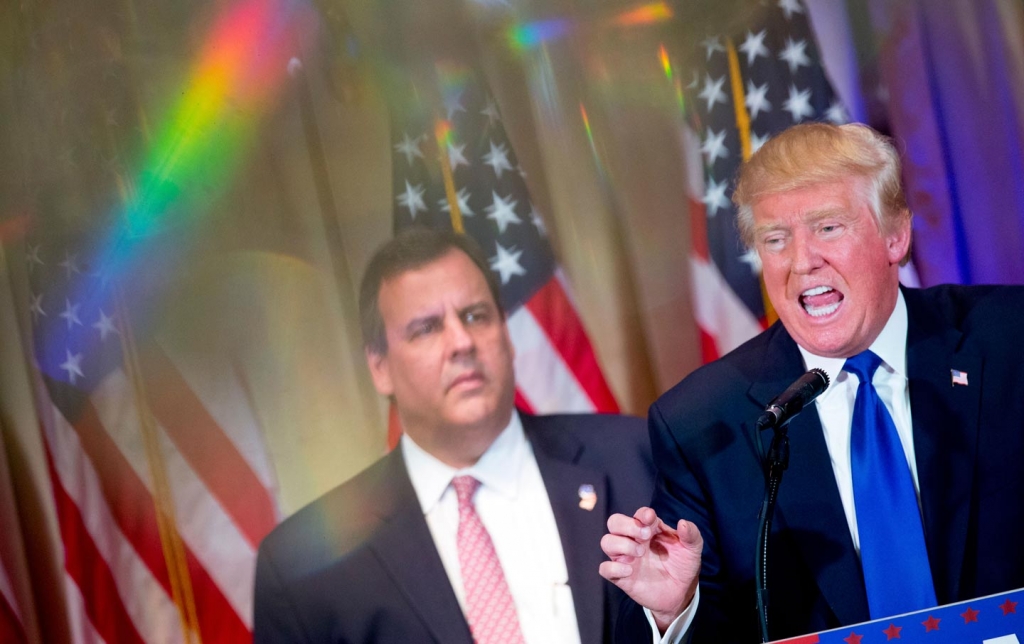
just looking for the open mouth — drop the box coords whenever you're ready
[800,285,843,318]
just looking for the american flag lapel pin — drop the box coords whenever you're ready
[578,484,597,511]
[951,369,969,386]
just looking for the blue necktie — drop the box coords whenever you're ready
[845,350,936,619]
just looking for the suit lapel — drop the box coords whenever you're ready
[750,326,870,625]
[526,416,608,644]
[365,450,474,644]
[903,288,980,603]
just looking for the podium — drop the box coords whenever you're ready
[773,588,1024,643]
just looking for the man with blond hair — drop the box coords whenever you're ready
[601,123,1024,642]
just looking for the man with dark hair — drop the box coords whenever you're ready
[601,123,1024,642]
[254,226,655,643]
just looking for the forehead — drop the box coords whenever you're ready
[378,249,495,320]
[752,177,870,225]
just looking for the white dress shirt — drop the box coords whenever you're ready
[655,290,919,641]
[402,412,582,644]
[798,288,921,552]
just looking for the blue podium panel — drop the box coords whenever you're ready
[773,588,1023,644]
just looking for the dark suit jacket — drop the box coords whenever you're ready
[620,285,1024,643]
[254,412,654,643]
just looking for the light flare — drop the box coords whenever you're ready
[614,2,673,27]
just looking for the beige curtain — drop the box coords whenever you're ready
[0,3,704,638]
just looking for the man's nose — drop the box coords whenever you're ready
[445,318,475,356]
[791,235,824,274]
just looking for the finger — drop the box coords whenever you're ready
[601,533,648,558]
[632,506,660,527]
[599,560,634,581]
[675,519,704,549]
[607,512,654,542]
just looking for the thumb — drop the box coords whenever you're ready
[675,519,704,550]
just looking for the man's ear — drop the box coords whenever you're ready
[365,348,394,397]
[886,211,913,264]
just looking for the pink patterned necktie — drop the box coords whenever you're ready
[451,475,526,644]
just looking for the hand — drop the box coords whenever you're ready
[599,507,703,632]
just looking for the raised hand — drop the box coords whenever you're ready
[599,507,703,631]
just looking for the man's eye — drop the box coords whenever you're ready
[464,310,489,325]
[410,320,440,338]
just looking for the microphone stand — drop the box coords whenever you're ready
[756,418,790,644]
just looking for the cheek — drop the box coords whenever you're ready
[760,264,790,302]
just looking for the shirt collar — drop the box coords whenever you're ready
[401,411,527,515]
[798,288,909,392]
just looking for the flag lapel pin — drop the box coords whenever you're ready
[578,484,597,511]
[951,369,969,386]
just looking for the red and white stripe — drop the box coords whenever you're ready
[39,341,279,643]
[510,272,619,415]
[0,555,26,644]
[682,125,762,363]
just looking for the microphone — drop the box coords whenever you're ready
[757,368,830,431]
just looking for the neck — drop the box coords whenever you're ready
[404,411,512,469]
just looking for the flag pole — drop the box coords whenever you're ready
[726,38,777,326]
[115,289,202,643]
[434,116,465,234]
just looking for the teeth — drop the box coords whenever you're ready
[805,301,840,317]
[801,285,833,297]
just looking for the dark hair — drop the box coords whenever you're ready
[359,227,504,355]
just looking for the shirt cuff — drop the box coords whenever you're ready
[644,585,700,644]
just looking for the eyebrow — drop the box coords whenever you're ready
[755,207,851,236]
[401,301,494,335]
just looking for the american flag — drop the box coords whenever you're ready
[774,587,1024,643]
[25,232,279,642]
[0,559,26,643]
[390,65,619,423]
[682,0,846,361]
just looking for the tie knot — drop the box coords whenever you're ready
[451,475,481,508]
[843,349,883,383]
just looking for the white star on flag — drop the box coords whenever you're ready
[699,75,727,112]
[480,98,501,127]
[60,298,83,330]
[740,248,763,275]
[26,244,44,272]
[779,37,811,74]
[447,142,470,171]
[703,177,731,217]
[739,30,769,66]
[529,205,546,237]
[489,242,527,285]
[93,309,119,341]
[485,191,521,233]
[783,84,814,122]
[482,140,514,178]
[701,129,729,166]
[443,88,466,120]
[751,131,771,154]
[439,187,475,217]
[59,348,85,384]
[701,35,725,60]
[30,292,46,319]
[393,133,424,166]
[59,251,81,280]
[825,100,848,124]
[778,0,805,20]
[396,180,428,219]
[745,81,772,119]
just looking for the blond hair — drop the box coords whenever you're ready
[733,123,910,262]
